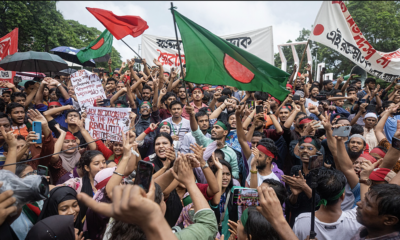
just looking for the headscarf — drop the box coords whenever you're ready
[298,136,320,149]
[85,167,115,240]
[37,186,83,230]
[26,215,75,240]
[59,132,81,172]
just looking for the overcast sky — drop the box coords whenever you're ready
[56,1,323,62]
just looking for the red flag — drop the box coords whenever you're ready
[86,7,148,40]
[0,28,18,83]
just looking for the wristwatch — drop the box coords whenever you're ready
[201,163,209,170]
[268,111,273,115]
[56,83,62,87]
[359,178,371,186]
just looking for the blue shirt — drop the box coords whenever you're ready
[384,115,400,143]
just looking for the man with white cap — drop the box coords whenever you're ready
[363,112,378,150]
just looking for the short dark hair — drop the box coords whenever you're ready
[15,164,30,177]
[350,124,364,135]
[195,110,209,122]
[217,95,228,103]
[383,101,394,110]
[316,169,346,206]
[369,184,400,230]
[202,91,211,103]
[252,131,264,137]
[6,102,24,114]
[262,179,287,205]
[161,92,177,104]
[0,98,6,113]
[365,78,376,85]
[346,86,356,93]
[257,138,278,158]
[214,149,225,161]
[106,78,117,85]
[11,92,26,102]
[168,100,183,110]
[254,91,269,101]
[65,109,81,119]
[352,79,362,84]
[221,88,232,97]
[323,80,333,85]
[24,81,35,89]
[309,86,319,92]
[142,85,152,92]
[295,112,307,121]
[0,112,11,125]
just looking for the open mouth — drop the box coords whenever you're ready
[301,154,309,160]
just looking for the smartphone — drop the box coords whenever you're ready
[135,59,142,64]
[332,126,352,137]
[308,154,324,170]
[93,68,100,73]
[359,99,366,104]
[315,94,327,101]
[366,105,376,112]
[314,121,324,129]
[133,160,154,193]
[32,121,42,144]
[256,105,263,114]
[293,95,300,101]
[37,165,48,176]
[102,99,111,107]
[232,188,259,206]
[392,137,400,151]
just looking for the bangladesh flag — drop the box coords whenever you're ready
[77,29,113,63]
[174,11,290,101]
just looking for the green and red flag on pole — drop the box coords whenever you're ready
[77,29,113,63]
[173,10,290,101]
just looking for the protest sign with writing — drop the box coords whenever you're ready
[141,27,273,72]
[310,1,400,82]
[85,106,131,142]
[70,69,106,108]
[0,28,18,83]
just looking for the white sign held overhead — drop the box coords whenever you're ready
[141,27,274,72]
[70,70,106,109]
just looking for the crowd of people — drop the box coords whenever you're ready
[0,57,400,240]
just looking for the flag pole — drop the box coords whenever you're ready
[120,39,151,68]
[298,39,310,77]
[170,2,190,105]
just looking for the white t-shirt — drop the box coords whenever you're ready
[246,154,280,187]
[162,117,191,142]
[293,208,361,240]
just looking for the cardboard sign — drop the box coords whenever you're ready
[70,69,106,108]
[85,107,131,142]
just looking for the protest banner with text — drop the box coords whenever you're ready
[85,106,131,142]
[141,27,274,72]
[0,28,18,83]
[70,69,106,108]
[310,1,400,82]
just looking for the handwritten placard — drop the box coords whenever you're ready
[85,107,131,142]
[70,70,106,108]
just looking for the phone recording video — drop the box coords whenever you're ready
[308,154,324,171]
[392,137,400,151]
[256,105,263,114]
[332,126,352,137]
[233,188,259,206]
[315,94,327,101]
[133,160,154,193]
[37,165,48,176]
[292,95,300,101]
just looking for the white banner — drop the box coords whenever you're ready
[70,70,106,109]
[310,1,400,82]
[85,107,131,142]
[141,27,274,71]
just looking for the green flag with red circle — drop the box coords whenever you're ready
[174,11,290,101]
[77,29,113,63]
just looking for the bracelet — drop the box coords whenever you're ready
[144,127,153,135]
[316,112,322,117]
[250,170,258,174]
[113,171,124,177]
[56,83,62,87]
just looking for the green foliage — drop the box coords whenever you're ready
[0,1,122,70]
[274,1,400,81]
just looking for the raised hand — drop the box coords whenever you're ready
[153,59,162,66]
[250,147,259,169]
[108,58,112,66]
[27,109,49,127]
[360,159,382,180]
[160,88,167,96]
[171,153,195,185]
[0,126,16,149]
[210,152,223,170]
[0,182,18,226]
[308,104,319,115]
[189,143,205,166]
[149,122,159,131]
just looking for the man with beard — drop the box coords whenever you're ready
[7,102,28,138]
[320,80,334,95]
[177,86,188,105]
[182,87,208,119]
[363,112,378,149]
[161,101,190,142]
[187,104,239,179]
[347,134,370,161]
[135,100,161,158]
[293,169,362,240]
[305,86,319,112]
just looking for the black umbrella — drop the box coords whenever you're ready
[0,51,68,73]
[58,68,77,76]
[50,46,96,67]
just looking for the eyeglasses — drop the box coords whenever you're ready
[141,105,150,109]
[299,146,315,151]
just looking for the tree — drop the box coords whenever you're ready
[0,1,122,71]
[274,1,400,85]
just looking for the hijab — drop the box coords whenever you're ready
[59,149,81,173]
[38,186,83,231]
[26,215,75,240]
